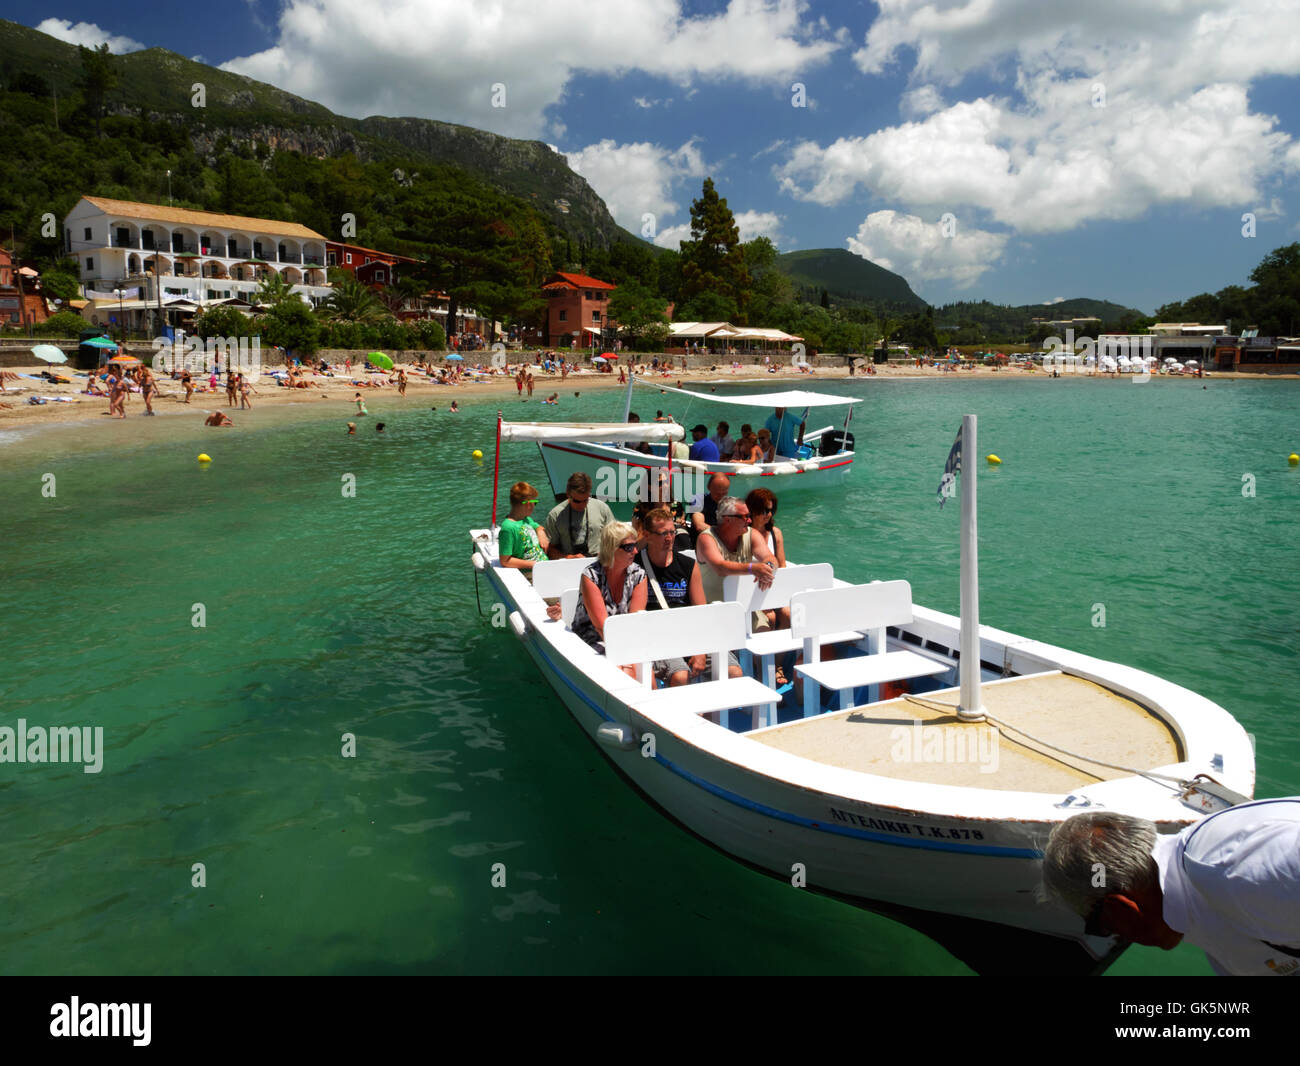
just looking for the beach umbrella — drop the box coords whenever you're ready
[445,353,464,361]
[107,354,142,366]
[84,336,119,350]
[592,354,610,362]
[31,344,69,364]
[367,352,394,370]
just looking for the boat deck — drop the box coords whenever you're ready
[750,672,1183,792]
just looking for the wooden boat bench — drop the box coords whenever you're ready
[791,580,949,717]
[604,602,781,730]
[724,563,861,723]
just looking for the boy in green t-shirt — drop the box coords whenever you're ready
[498,481,551,572]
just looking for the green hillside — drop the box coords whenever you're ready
[778,248,927,310]
[0,18,636,249]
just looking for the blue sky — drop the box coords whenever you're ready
[12,1,1300,314]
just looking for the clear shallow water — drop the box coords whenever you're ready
[1,376,1297,975]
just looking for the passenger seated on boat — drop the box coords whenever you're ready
[696,497,776,611]
[756,428,775,463]
[688,472,730,547]
[570,523,647,677]
[498,481,551,573]
[640,507,743,686]
[623,412,651,455]
[746,488,789,633]
[544,471,616,559]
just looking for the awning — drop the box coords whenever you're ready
[499,421,685,444]
[638,382,861,407]
[584,327,603,336]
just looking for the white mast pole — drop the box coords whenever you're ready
[957,412,986,721]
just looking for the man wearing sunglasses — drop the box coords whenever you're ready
[695,496,776,605]
[1042,799,1300,975]
[544,471,615,559]
[638,506,744,687]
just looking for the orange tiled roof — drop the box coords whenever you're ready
[543,271,616,291]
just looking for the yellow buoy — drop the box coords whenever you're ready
[986,454,1001,465]
[197,453,212,463]
[1289,453,1299,466]
[472,449,483,460]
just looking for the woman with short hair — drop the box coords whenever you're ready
[570,522,647,676]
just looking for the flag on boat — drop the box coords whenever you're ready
[937,423,962,508]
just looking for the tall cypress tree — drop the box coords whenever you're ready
[678,178,750,323]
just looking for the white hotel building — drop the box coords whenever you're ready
[64,197,333,330]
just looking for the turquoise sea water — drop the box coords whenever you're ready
[1,376,1297,976]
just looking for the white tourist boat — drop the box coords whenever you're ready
[534,379,861,503]
[471,415,1255,972]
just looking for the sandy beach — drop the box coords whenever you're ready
[2,356,1270,435]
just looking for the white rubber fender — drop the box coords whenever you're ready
[596,722,639,750]
[508,611,528,639]
[472,553,486,571]
[771,462,798,475]
[732,465,762,476]
[794,459,821,471]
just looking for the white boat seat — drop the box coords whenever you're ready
[624,677,784,721]
[533,556,592,599]
[558,587,580,626]
[724,565,842,726]
[790,580,940,716]
[796,651,947,701]
[604,601,778,731]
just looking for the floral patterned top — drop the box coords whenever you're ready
[571,560,646,651]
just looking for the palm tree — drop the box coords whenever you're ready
[255,271,295,307]
[324,276,386,324]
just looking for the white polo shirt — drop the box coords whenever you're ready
[1154,798,1300,976]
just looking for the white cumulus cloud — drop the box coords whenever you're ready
[846,211,1008,289]
[37,18,145,53]
[564,139,712,238]
[221,0,842,137]
[776,1,1299,235]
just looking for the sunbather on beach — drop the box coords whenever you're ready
[182,371,194,403]
[141,368,157,415]
[239,375,255,409]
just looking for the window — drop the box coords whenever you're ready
[592,311,601,323]
[364,257,371,265]
[345,253,353,265]
[558,310,567,322]
[327,252,336,266]
[376,270,385,283]
[84,227,92,241]
[86,257,94,271]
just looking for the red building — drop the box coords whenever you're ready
[325,242,419,287]
[542,271,616,347]
[0,249,50,327]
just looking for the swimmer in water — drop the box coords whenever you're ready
[354,392,368,416]
[347,422,356,434]
[205,411,232,426]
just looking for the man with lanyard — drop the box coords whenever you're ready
[1043,797,1300,975]
[544,471,615,559]
[639,507,743,687]
[764,406,805,458]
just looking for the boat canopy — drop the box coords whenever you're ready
[499,420,685,443]
[641,382,862,408]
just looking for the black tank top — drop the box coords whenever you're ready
[644,553,696,610]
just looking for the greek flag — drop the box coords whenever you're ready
[937,424,962,508]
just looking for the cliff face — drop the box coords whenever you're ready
[188,124,368,163]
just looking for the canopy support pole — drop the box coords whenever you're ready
[490,412,503,531]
